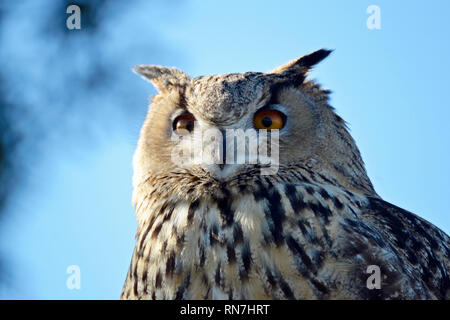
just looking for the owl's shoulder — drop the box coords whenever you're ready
[278,182,450,299]
[363,198,450,268]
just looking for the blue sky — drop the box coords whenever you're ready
[1,0,449,299]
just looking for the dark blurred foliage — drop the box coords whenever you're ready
[0,0,182,287]
[0,1,111,211]
[0,79,20,218]
[0,3,22,282]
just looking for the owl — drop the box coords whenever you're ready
[121,49,450,300]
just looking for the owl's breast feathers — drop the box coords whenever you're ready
[122,179,450,300]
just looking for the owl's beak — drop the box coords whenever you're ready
[202,131,245,180]
[204,163,241,180]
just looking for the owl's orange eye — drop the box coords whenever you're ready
[253,109,286,130]
[173,114,196,133]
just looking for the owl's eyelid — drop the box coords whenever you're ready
[260,104,289,115]
[254,104,288,123]
[170,110,195,123]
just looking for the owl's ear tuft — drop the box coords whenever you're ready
[270,49,333,77]
[133,65,189,92]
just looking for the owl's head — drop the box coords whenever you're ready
[133,49,375,198]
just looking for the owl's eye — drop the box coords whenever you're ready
[173,114,196,133]
[253,109,286,130]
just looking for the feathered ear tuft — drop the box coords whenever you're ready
[270,49,333,76]
[133,65,189,92]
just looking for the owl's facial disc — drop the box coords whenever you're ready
[170,114,281,180]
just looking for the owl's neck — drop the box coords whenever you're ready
[132,164,375,234]
[127,169,371,299]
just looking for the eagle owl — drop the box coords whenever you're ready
[121,49,450,300]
